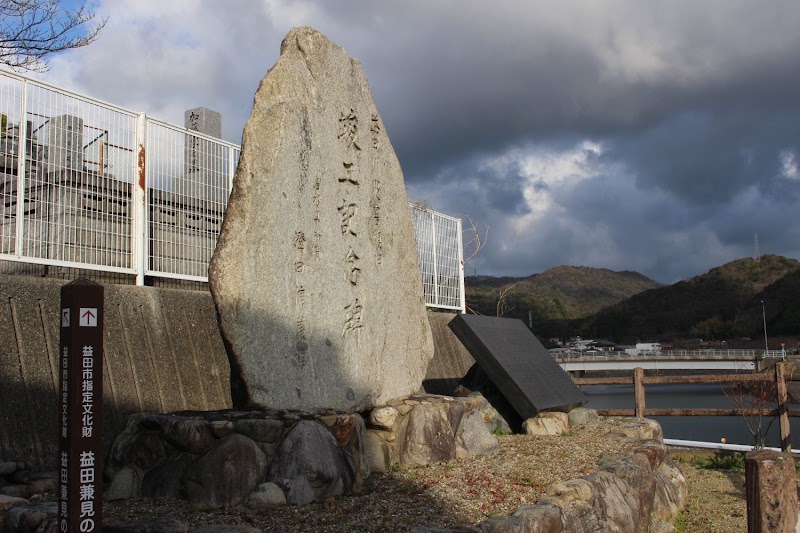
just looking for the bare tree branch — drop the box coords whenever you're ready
[462,215,488,267]
[0,0,106,72]
[496,282,517,317]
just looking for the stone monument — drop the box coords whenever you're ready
[209,27,434,412]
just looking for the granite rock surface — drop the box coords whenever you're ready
[209,26,433,412]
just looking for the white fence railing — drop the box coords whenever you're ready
[553,349,785,359]
[0,70,465,311]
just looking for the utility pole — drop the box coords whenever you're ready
[754,233,760,260]
[761,300,768,354]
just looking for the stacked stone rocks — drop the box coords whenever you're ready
[104,410,369,508]
[103,394,499,510]
[412,417,688,533]
[522,407,600,436]
[364,395,499,472]
[0,462,57,500]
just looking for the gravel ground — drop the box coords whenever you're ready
[671,451,747,532]
[100,420,752,532]
[104,417,631,531]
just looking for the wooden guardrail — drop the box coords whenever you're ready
[573,362,796,452]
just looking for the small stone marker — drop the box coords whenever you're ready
[745,450,798,532]
[448,315,586,420]
[183,107,225,204]
[59,279,104,533]
[210,27,433,412]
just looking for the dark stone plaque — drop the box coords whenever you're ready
[449,314,585,420]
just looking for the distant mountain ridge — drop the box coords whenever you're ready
[465,265,663,328]
[576,254,800,341]
[466,255,800,342]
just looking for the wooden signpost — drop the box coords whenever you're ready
[59,279,104,532]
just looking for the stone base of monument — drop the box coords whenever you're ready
[103,395,499,508]
[104,409,369,508]
[364,394,499,472]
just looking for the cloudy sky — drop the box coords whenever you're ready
[31,0,800,283]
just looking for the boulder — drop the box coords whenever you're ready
[523,414,568,436]
[234,418,285,444]
[157,417,216,455]
[106,465,143,501]
[512,503,562,531]
[267,420,360,505]
[368,407,399,431]
[456,391,512,435]
[364,430,395,473]
[4,502,57,533]
[398,403,455,467]
[0,493,28,513]
[0,484,28,499]
[615,418,663,441]
[184,434,267,509]
[26,472,57,496]
[567,407,599,427]
[597,451,655,531]
[652,457,688,524]
[142,452,196,499]
[455,410,499,459]
[0,462,16,477]
[245,482,287,510]
[209,26,433,412]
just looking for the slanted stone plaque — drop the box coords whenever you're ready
[210,27,433,412]
[449,315,586,420]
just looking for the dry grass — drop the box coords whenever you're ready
[104,418,630,531]
[100,420,752,532]
[671,451,747,532]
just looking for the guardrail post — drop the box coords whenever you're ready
[775,362,791,453]
[634,367,645,417]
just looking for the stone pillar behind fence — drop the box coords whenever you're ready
[745,449,798,533]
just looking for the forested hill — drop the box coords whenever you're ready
[465,265,662,326]
[575,254,800,341]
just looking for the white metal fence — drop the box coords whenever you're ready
[411,206,465,311]
[0,70,465,311]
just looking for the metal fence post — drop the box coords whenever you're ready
[456,217,466,313]
[430,211,439,307]
[227,145,235,196]
[133,113,147,285]
[14,79,27,257]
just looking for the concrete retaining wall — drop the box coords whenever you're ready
[0,274,231,470]
[0,277,473,471]
[423,312,475,396]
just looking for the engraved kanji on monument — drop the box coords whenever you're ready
[209,27,434,412]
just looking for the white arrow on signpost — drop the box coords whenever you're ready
[79,308,97,327]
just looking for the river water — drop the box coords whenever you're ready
[582,383,800,448]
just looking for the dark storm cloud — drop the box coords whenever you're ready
[606,111,800,205]
[38,0,800,282]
